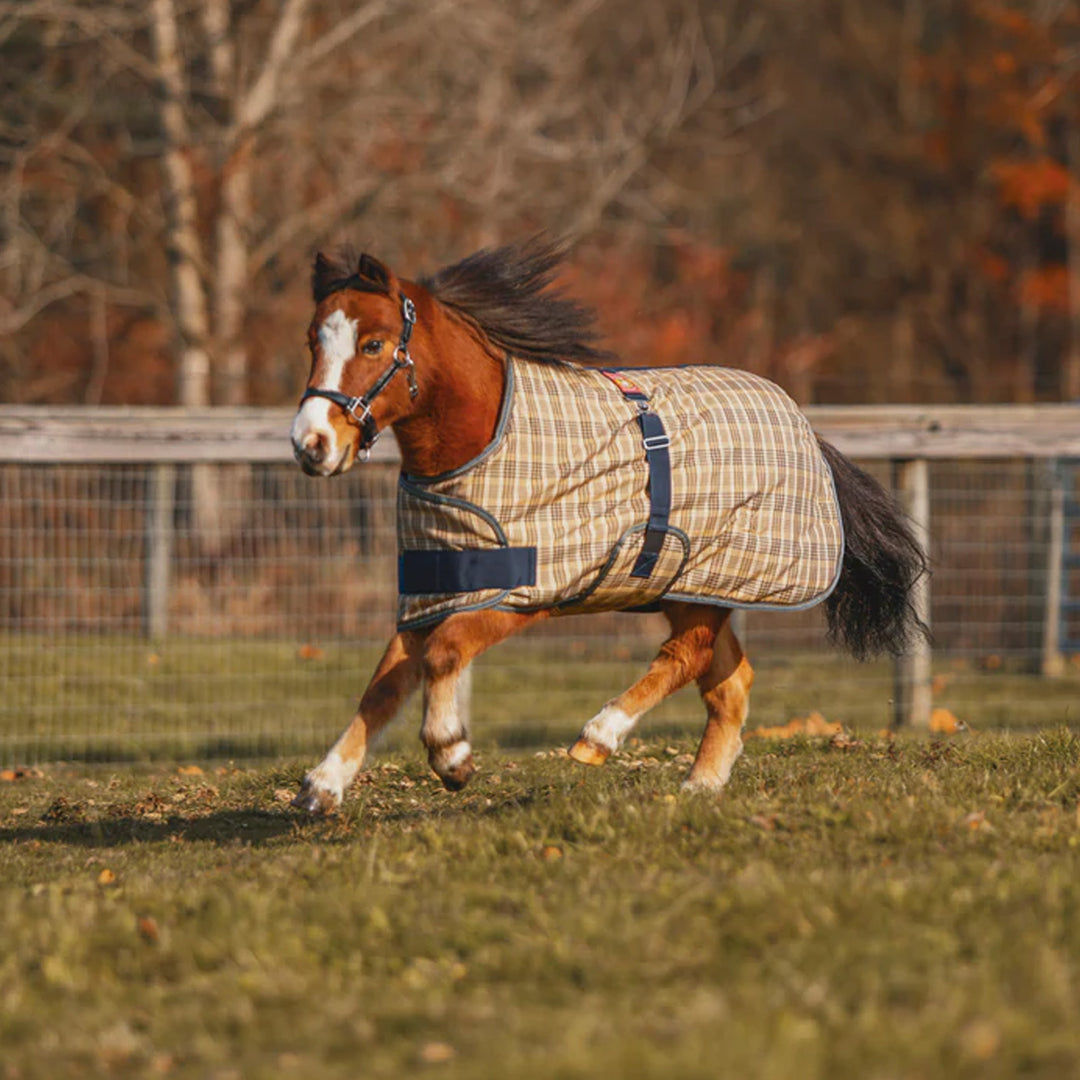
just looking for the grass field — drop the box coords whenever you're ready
[3,729,1080,1079]
[5,631,1080,765]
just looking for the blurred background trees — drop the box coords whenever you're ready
[2,0,1079,408]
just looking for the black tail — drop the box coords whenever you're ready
[818,438,929,660]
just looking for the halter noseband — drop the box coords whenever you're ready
[299,293,419,459]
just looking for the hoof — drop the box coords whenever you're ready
[568,737,611,767]
[290,780,339,816]
[429,741,477,792]
[439,753,477,792]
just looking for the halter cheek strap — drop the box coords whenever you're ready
[300,294,419,457]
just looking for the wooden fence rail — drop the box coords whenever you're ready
[4,404,1079,729]
[4,404,1080,462]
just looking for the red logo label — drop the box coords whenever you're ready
[600,370,647,398]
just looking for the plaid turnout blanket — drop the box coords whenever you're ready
[396,358,844,630]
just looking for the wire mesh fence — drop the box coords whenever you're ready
[1,440,1078,766]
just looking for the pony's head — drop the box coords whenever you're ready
[291,251,419,476]
[292,238,611,478]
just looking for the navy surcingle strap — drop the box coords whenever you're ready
[599,371,672,579]
[399,548,537,594]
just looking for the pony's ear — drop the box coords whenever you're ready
[312,252,339,301]
[357,253,391,290]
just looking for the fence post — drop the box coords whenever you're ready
[893,457,932,728]
[1042,461,1066,676]
[145,463,175,641]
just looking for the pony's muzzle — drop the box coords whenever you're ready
[294,432,333,475]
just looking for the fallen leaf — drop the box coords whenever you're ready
[959,1018,1000,1061]
[297,644,325,661]
[98,868,116,885]
[930,708,967,735]
[41,797,85,824]
[176,764,203,776]
[419,1042,455,1064]
[749,813,779,831]
[540,844,563,860]
[137,915,160,944]
[960,811,988,831]
[805,711,842,737]
[829,732,862,751]
[0,766,45,782]
[273,788,295,804]
[747,712,843,740]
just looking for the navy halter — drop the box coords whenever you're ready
[299,293,419,455]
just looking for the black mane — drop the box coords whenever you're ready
[421,238,612,366]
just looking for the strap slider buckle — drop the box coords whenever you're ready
[642,433,671,451]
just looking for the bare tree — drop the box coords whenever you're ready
[3,0,763,406]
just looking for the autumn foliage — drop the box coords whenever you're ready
[2,0,1079,407]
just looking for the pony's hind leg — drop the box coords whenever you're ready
[421,608,549,790]
[684,619,754,793]
[568,603,725,765]
[293,631,423,814]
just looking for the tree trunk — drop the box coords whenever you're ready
[1065,124,1080,402]
[150,0,211,407]
[216,138,253,406]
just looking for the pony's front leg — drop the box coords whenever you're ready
[568,603,726,765]
[420,609,548,790]
[292,631,424,814]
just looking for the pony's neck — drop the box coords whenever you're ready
[390,297,506,477]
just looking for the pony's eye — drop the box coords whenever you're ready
[362,339,384,356]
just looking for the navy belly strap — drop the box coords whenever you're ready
[599,370,672,579]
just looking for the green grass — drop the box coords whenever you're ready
[5,632,1080,765]
[3,729,1080,1078]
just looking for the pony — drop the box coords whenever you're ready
[289,240,926,814]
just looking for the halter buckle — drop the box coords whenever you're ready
[345,395,372,424]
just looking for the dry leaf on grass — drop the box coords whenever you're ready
[419,1042,456,1064]
[930,708,967,735]
[0,766,45,782]
[749,813,780,831]
[137,916,160,944]
[746,711,843,740]
[828,732,863,751]
[98,868,116,885]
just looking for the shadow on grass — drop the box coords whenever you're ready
[0,736,323,767]
[0,808,298,848]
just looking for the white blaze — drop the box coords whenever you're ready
[291,310,359,462]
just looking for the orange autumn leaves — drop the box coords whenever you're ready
[745,707,967,741]
[745,711,843,741]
